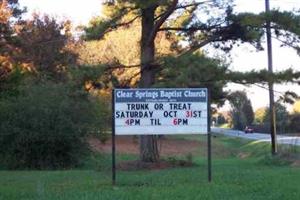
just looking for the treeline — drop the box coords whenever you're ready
[0,1,111,169]
[214,91,300,134]
[1,0,300,168]
[253,102,300,134]
[1,1,229,169]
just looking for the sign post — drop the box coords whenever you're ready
[207,89,212,182]
[112,88,210,184]
[112,89,116,185]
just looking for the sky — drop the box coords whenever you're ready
[19,0,103,25]
[18,0,300,111]
[223,0,300,111]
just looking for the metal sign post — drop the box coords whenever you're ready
[207,88,212,182]
[112,89,116,185]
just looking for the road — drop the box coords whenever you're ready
[212,127,300,146]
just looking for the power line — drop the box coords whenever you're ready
[252,83,286,96]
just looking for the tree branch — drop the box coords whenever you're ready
[153,1,210,21]
[158,25,211,32]
[273,36,300,53]
[149,0,178,43]
[98,15,141,38]
[178,35,220,57]
[175,1,212,10]
[111,15,140,29]
[105,63,141,70]
[158,27,201,32]
[158,21,225,32]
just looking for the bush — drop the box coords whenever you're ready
[0,81,109,169]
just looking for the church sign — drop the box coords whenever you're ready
[114,88,208,135]
[111,88,211,185]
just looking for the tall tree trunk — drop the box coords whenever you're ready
[139,5,159,162]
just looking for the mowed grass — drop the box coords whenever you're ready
[1,135,300,200]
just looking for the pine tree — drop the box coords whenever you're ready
[84,0,300,162]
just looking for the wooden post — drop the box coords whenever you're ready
[265,0,277,155]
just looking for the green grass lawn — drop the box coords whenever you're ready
[1,135,300,200]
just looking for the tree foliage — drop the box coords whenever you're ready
[1,2,77,94]
[16,14,77,78]
[78,19,178,88]
[0,1,117,169]
[86,1,300,55]
[0,0,23,52]
[263,102,289,125]
[83,1,300,93]
[0,78,109,169]
[289,113,300,133]
[255,107,267,124]
[0,0,24,93]
[262,102,289,133]
[156,53,227,105]
[293,100,300,113]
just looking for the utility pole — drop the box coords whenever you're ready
[265,0,277,155]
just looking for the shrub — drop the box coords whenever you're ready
[0,81,109,169]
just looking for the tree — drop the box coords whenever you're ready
[263,102,289,134]
[255,107,267,124]
[293,100,300,113]
[16,14,77,79]
[289,113,300,133]
[0,0,23,54]
[85,1,300,162]
[217,114,226,125]
[0,0,24,95]
[0,75,110,169]
[78,18,178,89]
[228,91,254,130]
[156,53,227,105]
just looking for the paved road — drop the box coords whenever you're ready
[212,127,300,146]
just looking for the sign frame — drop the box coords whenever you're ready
[114,88,208,135]
[111,88,212,185]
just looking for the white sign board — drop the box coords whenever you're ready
[114,88,208,135]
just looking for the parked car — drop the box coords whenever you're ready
[244,126,254,133]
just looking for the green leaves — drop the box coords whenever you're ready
[269,10,300,36]
[156,53,228,105]
[84,10,126,40]
[227,69,300,85]
[0,79,110,169]
[84,1,140,40]
[85,1,300,55]
[223,10,300,52]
